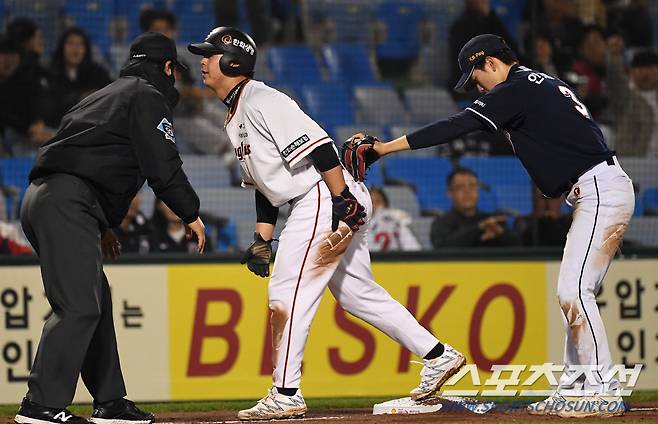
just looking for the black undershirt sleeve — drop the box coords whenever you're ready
[406,110,486,150]
[309,142,340,172]
[255,190,278,225]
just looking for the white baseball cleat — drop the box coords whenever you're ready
[410,344,466,401]
[527,392,567,415]
[555,394,625,418]
[237,387,307,421]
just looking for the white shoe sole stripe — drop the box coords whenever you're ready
[90,419,151,424]
[15,415,68,424]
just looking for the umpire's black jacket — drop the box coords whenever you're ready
[29,59,199,228]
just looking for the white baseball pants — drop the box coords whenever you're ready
[557,157,634,393]
[268,172,438,388]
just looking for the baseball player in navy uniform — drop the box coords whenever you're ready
[188,27,466,420]
[357,34,633,418]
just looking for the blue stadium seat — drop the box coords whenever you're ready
[65,0,113,55]
[491,0,524,41]
[642,188,658,215]
[459,157,533,215]
[385,157,453,212]
[123,0,163,41]
[322,43,377,86]
[364,161,384,188]
[268,46,324,87]
[375,0,423,61]
[0,157,35,219]
[314,0,377,44]
[174,0,214,44]
[300,83,354,131]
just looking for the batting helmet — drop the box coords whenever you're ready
[188,27,257,77]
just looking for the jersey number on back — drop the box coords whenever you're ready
[558,86,591,119]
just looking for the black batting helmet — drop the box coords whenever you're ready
[188,27,257,77]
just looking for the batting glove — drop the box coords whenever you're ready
[331,187,366,232]
[240,232,273,277]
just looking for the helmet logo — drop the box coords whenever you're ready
[221,35,233,45]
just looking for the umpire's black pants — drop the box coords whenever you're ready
[20,173,126,408]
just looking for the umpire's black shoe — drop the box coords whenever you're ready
[15,397,90,424]
[90,398,155,424]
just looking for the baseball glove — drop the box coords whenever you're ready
[240,232,273,277]
[340,134,381,182]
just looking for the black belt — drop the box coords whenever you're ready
[568,156,615,186]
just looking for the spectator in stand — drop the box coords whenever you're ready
[6,17,44,68]
[140,8,234,157]
[430,168,521,248]
[570,25,608,120]
[449,0,518,101]
[530,33,561,79]
[522,0,584,75]
[214,0,273,45]
[607,0,653,48]
[0,219,33,255]
[114,193,151,254]
[607,38,658,157]
[44,28,112,128]
[514,188,571,246]
[367,187,421,252]
[150,200,212,254]
[0,35,50,156]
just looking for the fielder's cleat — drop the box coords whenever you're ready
[237,387,307,421]
[409,344,466,401]
[90,398,154,424]
[555,394,625,418]
[527,392,567,416]
[15,397,90,424]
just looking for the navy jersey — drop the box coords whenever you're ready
[465,64,613,197]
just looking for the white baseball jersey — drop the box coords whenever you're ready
[225,80,333,206]
[368,208,422,252]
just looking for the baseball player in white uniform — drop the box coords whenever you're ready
[188,27,466,420]
[368,187,422,252]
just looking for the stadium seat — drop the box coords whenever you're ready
[333,125,385,146]
[642,188,658,215]
[64,0,113,55]
[354,86,408,126]
[491,0,524,41]
[322,43,377,86]
[123,0,162,41]
[621,157,658,192]
[388,125,441,157]
[375,0,423,61]
[385,157,453,212]
[180,155,232,188]
[381,185,421,217]
[5,0,61,54]
[196,187,256,223]
[173,0,214,44]
[410,216,434,249]
[0,157,35,220]
[300,83,354,131]
[311,0,377,44]
[268,46,324,87]
[364,162,385,188]
[625,217,658,246]
[459,157,532,215]
[404,87,458,124]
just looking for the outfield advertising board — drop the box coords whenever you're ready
[0,259,655,403]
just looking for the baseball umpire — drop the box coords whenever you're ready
[15,32,205,424]
[345,34,634,418]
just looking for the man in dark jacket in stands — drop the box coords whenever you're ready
[430,167,520,248]
[15,32,205,424]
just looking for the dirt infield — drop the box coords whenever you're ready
[2,401,657,423]
[155,402,658,423]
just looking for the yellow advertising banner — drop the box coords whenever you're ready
[167,261,548,399]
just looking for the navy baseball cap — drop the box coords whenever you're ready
[454,34,511,93]
[129,31,187,70]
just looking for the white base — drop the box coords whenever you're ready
[372,397,442,415]
[373,396,496,415]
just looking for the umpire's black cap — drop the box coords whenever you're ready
[454,34,511,93]
[129,31,187,70]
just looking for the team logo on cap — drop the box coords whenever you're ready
[469,50,485,62]
[221,34,233,45]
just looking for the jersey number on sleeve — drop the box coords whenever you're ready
[558,86,591,119]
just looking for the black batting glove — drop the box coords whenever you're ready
[240,232,273,277]
[331,187,366,232]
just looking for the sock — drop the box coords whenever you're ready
[276,387,298,396]
[423,342,445,360]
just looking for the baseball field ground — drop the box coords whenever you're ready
[2,393,658,423]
